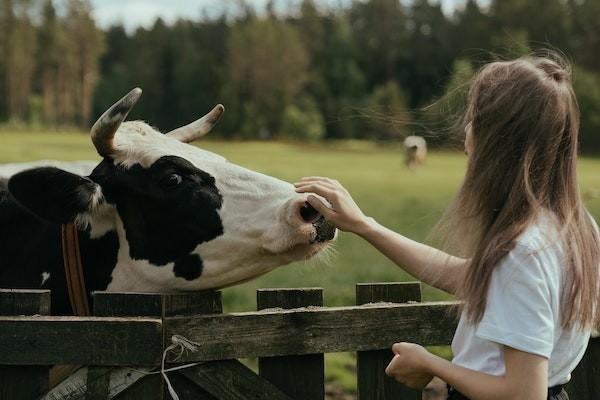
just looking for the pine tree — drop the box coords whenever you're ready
[38,0,61,124]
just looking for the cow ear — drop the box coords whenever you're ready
[8,167,102,224]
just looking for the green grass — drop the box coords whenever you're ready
[2,131,600,393]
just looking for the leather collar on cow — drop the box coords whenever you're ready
[61,223,90,316]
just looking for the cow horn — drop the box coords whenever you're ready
[166,104,225,143]
[90,88,142,157]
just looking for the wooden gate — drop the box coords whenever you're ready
[0,282,598,400]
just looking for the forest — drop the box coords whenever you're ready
[2,0,600,152]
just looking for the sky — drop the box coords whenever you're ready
[89,0,486,32]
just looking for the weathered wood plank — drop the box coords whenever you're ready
[0,289,50,400]
[357,282,422,400]
[566,338,600,400]
[0,316,163,365]
[93,292,164,317]
[93,292,165,400]
[43,367,153,400]
[45,293,165,399]
[0,365,50,400]
[164,291,223,398]
[0,288,51,315]
[258,288,325,400]
[159,373,216,400]
[163,291,223,317]
[115,375,165,400]
[92,291,223,318]
[166,301,458,362]
[86,368,112,400]
[180,360,294,400]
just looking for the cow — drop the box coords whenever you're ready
[0,88,336,315]
[403,135,427,170]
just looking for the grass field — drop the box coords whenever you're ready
[2,131,600,392]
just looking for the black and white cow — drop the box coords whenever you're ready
[0,88,336,314]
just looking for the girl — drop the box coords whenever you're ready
[294,55,600,400]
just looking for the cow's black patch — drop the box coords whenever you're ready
[0,183,120,315]
[174,253,203,280]
[90,156,224,266]
[1,155,223,315]
[80,229,119,292]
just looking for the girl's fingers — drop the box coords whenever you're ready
[294,183,317,193]
[294,183,337,202]
[392,342,405,355]
[385,354,400,376]
[294,181,337,193]
[306,195,334,217]
[295,182,336,194]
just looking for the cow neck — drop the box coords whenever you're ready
[61,223,91,316]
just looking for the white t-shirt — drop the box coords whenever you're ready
[451,213,595,386]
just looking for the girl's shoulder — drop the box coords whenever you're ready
[514,209,599,259]
[515,212,563,257]
[498,212,566,285]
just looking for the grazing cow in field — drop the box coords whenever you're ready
[403,135,427,170]
[0,88,336,315]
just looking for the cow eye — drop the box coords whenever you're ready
[163,173,183,187]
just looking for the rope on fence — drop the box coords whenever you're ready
[160,335,202,400]
[41,335,203,400]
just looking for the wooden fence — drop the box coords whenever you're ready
[0,282,598,400]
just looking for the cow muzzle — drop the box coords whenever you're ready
[259,198,336,257]
[312,216,337,243]
[298,201,337,243]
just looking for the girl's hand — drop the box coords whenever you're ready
[294,176,371,234]
[385,342,434,390]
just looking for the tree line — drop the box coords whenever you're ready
[2,0,600,152]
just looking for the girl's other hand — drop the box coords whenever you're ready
[385,342,434,390]
[294,176,372,235]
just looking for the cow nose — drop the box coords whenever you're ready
[313,217,337,242]
[299,201,321,224]
[291,199,337,243]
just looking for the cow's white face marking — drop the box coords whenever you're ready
[96,121,335,292]
[40,272,50,287]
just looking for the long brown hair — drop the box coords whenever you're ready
[438,53,600,329]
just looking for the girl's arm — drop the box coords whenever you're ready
[387,343,548,400]
[295,177,466,294]
[358,219,466,294]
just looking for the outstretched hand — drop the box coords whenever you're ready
[294,176,371,235]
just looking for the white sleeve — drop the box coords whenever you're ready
[475,244,555,358]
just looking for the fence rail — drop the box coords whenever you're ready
[0,283,598,400]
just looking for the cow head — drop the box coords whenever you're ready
[8,88,336,292]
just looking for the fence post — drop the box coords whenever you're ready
[92,292,165,400]
[566,337,600,400]
[356,282,422,400]
[164,291,222,400]
[92,291,222,400]
[257,288,325,400]
[0,289,51,400]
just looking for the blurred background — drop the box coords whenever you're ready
[1,0,600,149]
[1,1,600,396]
